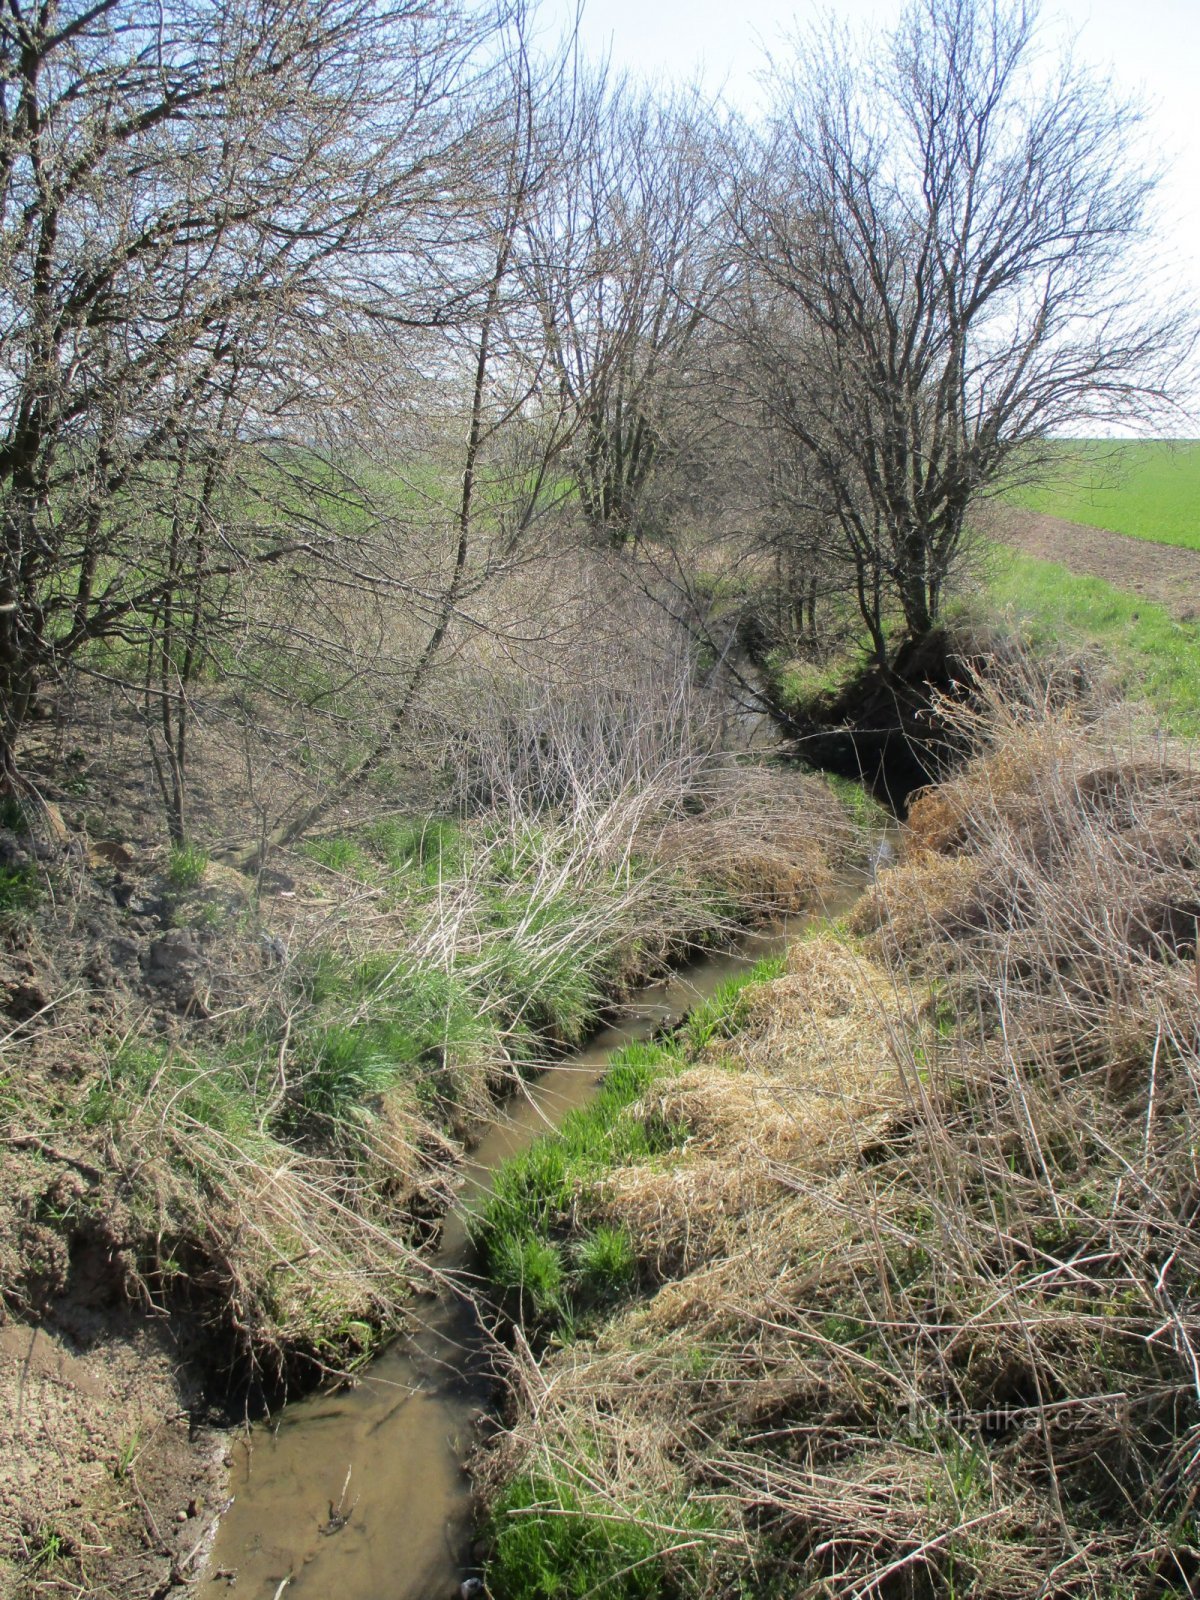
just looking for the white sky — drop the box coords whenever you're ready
[562,0,1200,423]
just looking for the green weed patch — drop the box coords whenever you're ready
[302,834,370,874]
[821,774,891,833]
[472,1038,684,1327]
[83,1041,264,1147]
[167,841,209,888]
[362,816,465,879]
[0,862,39,916]
[679,955,784,1054]
[487,1467,712,1600]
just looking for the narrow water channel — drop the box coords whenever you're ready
[208,872,874,1599]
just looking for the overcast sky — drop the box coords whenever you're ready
[562,0,1200,420]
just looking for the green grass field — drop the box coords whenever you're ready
[1008,439,1200,550]
[975,545,1200,736]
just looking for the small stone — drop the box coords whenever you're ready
[148,928,199,968]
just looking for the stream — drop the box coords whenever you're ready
[207,866,877,1599]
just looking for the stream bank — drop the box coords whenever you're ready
[206,850,883,1599]
[756,621,1102,812]
[764,628,979,809]
[2,716,864,1596]
[474,694,1200,1600]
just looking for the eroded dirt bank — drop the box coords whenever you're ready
[0,1318,227,1599]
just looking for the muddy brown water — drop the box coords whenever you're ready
[208,872,876,1600]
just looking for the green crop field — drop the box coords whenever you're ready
[1008,439,1200,550]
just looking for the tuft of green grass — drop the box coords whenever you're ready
[290,1023,399,1123]
[83,1041,262,1140]
[488,1232,566,1323]
[363,816,465,880]
[1007,439,1200,549]
[573,1224,637,1301]
[489,928,603,1044]
[681,954,785,1055]
[979,546,1200,735]
[471,1037,684,1331]
[114,1428,143,1482]
[26,1525,71,1572]
[0,862,39,914]
[824,773,891,832]
[289,954,488,1125]
[487,1469,697,1600]
[302,834,369,875]
[167,840,209,888]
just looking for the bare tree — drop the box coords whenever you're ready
[0,0,494,795]
[236,12,594,866]
[523,75,725,545]
[731,0,1193,668]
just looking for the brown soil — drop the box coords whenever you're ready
[988,504,1200,621]
[0,1314,227,1599]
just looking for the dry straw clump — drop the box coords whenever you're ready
[595,939,907,1279]
[650,765,860,917]
[484,675,1200,1598]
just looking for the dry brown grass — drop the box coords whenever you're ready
[482,670,1200,1599]
[593,939,906,1279]
[650,765,859,917]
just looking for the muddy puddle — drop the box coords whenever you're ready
[208,872,876,1599]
